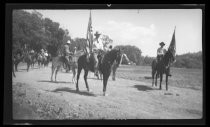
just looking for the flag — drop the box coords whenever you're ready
[168,26,176,63]
[86,10,93,53]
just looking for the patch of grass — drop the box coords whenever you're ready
[115,65,203,90]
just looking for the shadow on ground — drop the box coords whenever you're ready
[144,76,153,79]
[48,87,97,97]
[37,80,73,84]
[87,77,102,81]
[133,84,156,91]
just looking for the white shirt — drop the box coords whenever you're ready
[92,37,104,50]
[44,52,48,56]
[157,47,166,56]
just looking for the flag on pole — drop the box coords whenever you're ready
[86,10,93,53]
[168,26,176,63]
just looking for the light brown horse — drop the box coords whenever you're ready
[51,50,84,83]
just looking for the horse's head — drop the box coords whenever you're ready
[163,50,174,67]
[114,48,122,65]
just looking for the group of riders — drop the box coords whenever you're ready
[13,29,173,77]
[13,46,51,69]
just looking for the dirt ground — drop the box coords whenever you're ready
[12,63,203,120]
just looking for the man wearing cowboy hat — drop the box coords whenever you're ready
[157,42,167,62]
[92,31,103,77]
[63,40,72,70]
[157,42,172,76]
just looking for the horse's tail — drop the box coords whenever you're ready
[151,59,157,75]
[152,59,156,69]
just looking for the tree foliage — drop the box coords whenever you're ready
[100,34,113,50]
[114,45,142,65]
[12,10,68,56]
[172,51,202,69]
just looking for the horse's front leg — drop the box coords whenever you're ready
[76,66,82,92]
[103,74,109,96]
[72,66,76,84]
[103,70,111,96]
[27,63,30,72]
[152,70,155,87]
[166,74,168,90]
[112,67,116,81]
[15,63,18,71]
[55,67,60,82]
[84,69,90,92]
[155,72,158,87]
[159,72,163,90]
[51,66,55,82]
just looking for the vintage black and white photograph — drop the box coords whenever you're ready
[10,5,203,122]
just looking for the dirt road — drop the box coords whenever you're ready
[12,64,203,120]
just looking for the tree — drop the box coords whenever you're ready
[100,35,113,50]
[12,10,68,57]
[114,45,142,65]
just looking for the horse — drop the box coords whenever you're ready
[30,52,38,68]
[151,51,173,90]
[24,52,33,72]
[76,49,122,96]
[51,52,81,83]
[13,54,24,72]
[37,54,47,68]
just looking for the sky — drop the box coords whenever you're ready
[25,9,202,57]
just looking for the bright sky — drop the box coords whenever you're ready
[25,9,202,57]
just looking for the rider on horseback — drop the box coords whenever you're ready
[64,40,72,63]
[157,42,166,63]
[157,42,172,76]
[92,31,104,76]
[41,49,45,57]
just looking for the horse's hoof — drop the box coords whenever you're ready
[88,89,92,92]
[103,93,108,96]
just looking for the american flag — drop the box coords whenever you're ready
[168,26,176,63]
[86,10,93,53]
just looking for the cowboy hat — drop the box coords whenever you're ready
[159,42,165,46]
[67,40,71,44]
[94,31,101,37]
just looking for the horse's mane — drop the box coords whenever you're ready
[101,49,119,64]
[162,51,173,66]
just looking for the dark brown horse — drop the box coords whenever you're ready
[24,53,34,72]
[13,54,24,72]
[76,49,122,96]
[151,51,173,90]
